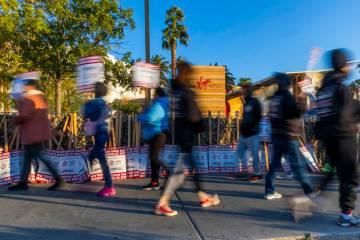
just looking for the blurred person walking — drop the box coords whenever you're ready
[155,62,220,217]
[8,80,64,191]
[265,73,314,200]
[237,83,263,182]
[83,82,115,197]
[315,49,360,227]
[139,87,169,191]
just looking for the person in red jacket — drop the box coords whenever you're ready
[8,80,64,191]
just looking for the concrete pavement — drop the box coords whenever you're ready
[0,175,360,240]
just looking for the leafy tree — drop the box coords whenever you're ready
[162,6,189,78]
[14,0,135,116]
[238,77,252,86]
[151,54,170,86]
[0,1,29,111]
[105,52,135,91]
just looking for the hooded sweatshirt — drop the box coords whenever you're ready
[138,96,169,141]
[269,87,306,139]
[315,71,360,139]
[240,96,262,137]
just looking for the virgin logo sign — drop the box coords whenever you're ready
[197,76,222,90]
[197,76,212,90]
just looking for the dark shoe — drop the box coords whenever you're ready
[48,178,65,191]
[8,182,28,191]
[247,175,263,182]
[142,182,160,191]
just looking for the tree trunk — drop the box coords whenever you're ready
[171,42,177,79]
[0,80,3,112]
[55,80,61,116]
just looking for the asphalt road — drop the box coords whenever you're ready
[0,175,359,240]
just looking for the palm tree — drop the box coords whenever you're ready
[238,77,252,86]
[162,6,189,78]
[224,65,236,93]
[151,54,170,86]
[176,55,186,66]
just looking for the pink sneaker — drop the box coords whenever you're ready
[96,187,117,197]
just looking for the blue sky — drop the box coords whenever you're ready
[119,0,360,83]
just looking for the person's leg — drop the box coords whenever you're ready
[286,140,313,195]
[143,133,167,190]
[20,144,36,183]
[150,133,167,183]
[236,136,248,172]
[336,138,358,215]
[249,135,261,177]
[265,136,284,196]
[161,152,186,198]
[95,132,113,189]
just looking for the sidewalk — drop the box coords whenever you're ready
[0,175,359,240]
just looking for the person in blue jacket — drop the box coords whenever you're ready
[139,87,169,190]
[83,82,116,197]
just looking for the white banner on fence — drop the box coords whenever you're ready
[90,148,127,181]
[192,146,209,174]
[126,147,139,178]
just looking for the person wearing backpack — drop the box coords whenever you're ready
[139,87,169,191]
[83,82,115,197]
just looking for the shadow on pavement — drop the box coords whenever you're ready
[0,225,179,240]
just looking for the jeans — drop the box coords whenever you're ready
[21,142,60,183]
[89,132,113,188]
[237,135,261,175]
[322,137,358,212]
[149,133,167,183]
[265,136,313,195]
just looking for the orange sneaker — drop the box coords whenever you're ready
[200,194,220,208]
[155,204,178,217]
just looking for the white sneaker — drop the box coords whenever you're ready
[264,192,282,200]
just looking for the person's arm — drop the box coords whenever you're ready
[184,89,201,123]
[254,99,262,124]
[12,99,35,125]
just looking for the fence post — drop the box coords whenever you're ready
[111,116,116,148]
[208,111,212,145]
[118,111,123,147]
[127,114,131,148]
[73,113,78,148]
[4,119,8,153]
[236,111,240,141]
[171,112,175,145]
[217,111,220,144]
[68,114,73,149]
